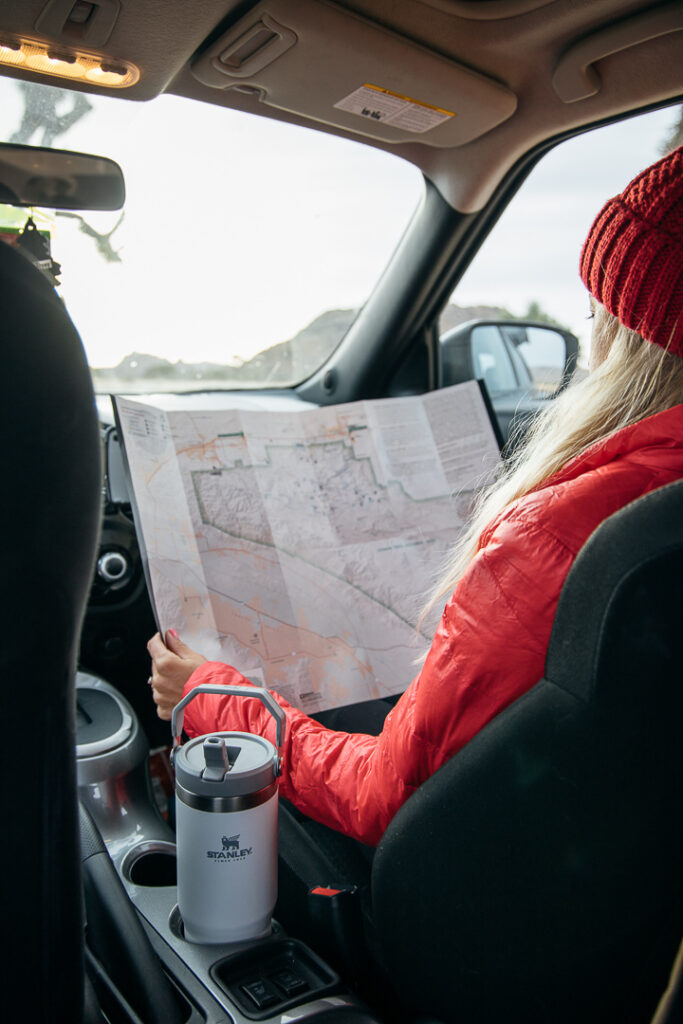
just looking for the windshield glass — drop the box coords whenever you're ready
[0,78,422,392]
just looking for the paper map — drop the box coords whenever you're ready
[114,382,500,712]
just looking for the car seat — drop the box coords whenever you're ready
[0,237,102,1021]
[371,477,683,1023]
[0,233,189,1024]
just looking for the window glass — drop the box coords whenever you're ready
[0,79,423,392]
[440,105,682,367]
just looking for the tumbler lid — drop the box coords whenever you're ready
[171,684,287,777]
[174,731,277,798]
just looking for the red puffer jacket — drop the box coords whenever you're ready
[181,404,683,845]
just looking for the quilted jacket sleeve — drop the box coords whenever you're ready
[180,509,577,846]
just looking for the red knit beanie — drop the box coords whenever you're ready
[580,146,683,356]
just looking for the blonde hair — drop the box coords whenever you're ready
[422,308,683,620]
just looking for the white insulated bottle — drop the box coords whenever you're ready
[171,685,286,944]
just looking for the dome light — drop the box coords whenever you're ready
[85,62,129,86]
[0,37,139,88]
[26,49,86,78]
[0,39,25,66]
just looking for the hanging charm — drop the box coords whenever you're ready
[17,216,62,286]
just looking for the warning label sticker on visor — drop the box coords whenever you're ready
[334,83,454,133]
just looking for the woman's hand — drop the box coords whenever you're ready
[147,629,207,720]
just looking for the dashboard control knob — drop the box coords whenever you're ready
[97,550,129,584]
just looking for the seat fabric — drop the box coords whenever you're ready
[371,479,683,1024]
[0,239,102,1022]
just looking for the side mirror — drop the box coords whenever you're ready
[439,319,579,398]
[499,322,579,396]
[0,142,124,211]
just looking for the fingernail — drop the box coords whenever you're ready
[169,629,179,639]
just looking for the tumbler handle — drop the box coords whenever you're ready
[171,684,287,773]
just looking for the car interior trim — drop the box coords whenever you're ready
[552,0,683,104]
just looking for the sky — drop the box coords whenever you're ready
[0,78,678,370]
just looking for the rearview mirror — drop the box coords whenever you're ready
[0,142,124,211]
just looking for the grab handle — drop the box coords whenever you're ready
[171,684,287,773]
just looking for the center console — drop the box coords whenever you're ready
[75,673,382,1024]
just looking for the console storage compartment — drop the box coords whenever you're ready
[211,937,338,1018]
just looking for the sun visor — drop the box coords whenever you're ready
[191,0,517,147]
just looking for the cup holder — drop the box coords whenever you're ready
[168,904,284,948]
[168,903,188,941]
[121,840,177,886]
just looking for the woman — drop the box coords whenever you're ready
[149,146,683,848]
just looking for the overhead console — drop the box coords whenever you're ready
[190,0,517,147]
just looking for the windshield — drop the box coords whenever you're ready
[0,78,422,392]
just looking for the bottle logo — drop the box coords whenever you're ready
[207,834,253,861]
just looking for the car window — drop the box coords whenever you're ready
[0,78,423,392]
[440,105,682,368]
